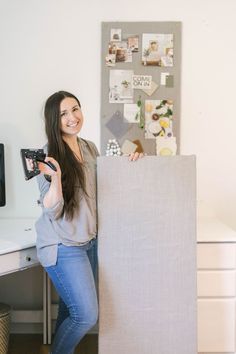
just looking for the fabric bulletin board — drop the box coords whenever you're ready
[97,156,197,354]
[101,22,181,156]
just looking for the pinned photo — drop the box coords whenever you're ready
[105,54,116,67]
[144,100,174,139]
[108,41,132,63]
[142,34,174,67]
[124,103,140,123]
[110,28,122,42]
[127,36,139,52]
[156,137,177,156]
[109,70,134,103]
[161,72,170,85]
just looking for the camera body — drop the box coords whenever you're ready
[20,149,46,180]
[21,148,57,180]
[24,149,46,161]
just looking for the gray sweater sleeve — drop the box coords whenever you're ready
[36,173,64,220]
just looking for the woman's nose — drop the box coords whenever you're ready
[68,110,77,120]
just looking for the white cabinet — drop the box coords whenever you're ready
[197,243,236,353]
[0,247,39,276]
[198,299,235,353]
[0,218,39,276]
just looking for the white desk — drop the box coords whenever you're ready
[0,218,39,275]
[0,218,47,343]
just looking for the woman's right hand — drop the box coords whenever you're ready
[40,157,63,209]
[38,157,61,177]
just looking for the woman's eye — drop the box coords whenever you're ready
[60,112,66,117]
[73,107,79,112]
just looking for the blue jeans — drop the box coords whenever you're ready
[45,238,98,354]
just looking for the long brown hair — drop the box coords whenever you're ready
[44,91,86,220]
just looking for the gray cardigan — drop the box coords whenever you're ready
[35,138,99,267]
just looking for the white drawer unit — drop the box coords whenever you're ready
[198,299,235,353]
[0,247,39,275]
[197,243,236,270]
[197,270,236,297]
[197,243,236,353]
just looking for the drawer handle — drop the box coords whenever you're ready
[25,256,31,262]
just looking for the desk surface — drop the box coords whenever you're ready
[197,215,236,243]
[0,213,236,256]
[0,218,37,255]
[197,203,236,243]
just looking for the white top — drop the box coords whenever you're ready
[197,202,236,242]
[197,215,236,243]
[0,218,36,255]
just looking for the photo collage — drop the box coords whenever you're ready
[103,25,177,157]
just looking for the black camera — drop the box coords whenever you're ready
[20,149,57,180]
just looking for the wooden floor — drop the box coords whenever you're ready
[8,333,98,354]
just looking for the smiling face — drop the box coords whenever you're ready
[60,97,84,138]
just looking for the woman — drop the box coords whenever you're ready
[35,91,142,354]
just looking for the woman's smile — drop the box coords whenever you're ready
[60,97,84,136]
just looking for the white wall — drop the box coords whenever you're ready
[0,0,235,229]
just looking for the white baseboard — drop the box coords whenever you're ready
[11,309,43,323]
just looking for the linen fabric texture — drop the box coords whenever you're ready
[97,156,197,354]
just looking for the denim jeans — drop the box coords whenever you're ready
[45,238,98,354]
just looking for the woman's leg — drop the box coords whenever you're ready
[54,297,69,334]
[45,241,98,354]
[54,238,98,335]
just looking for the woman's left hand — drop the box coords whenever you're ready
[128,152,144,162]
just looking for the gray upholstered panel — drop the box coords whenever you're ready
[97,156,197,354]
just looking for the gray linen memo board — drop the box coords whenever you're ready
[97,156,197,354]
[101,22,181,155]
